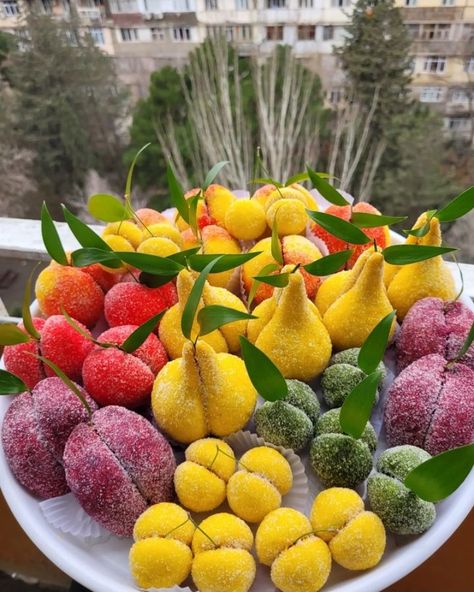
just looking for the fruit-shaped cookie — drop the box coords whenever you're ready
[174,438,236,512]
[367,446,436,535]
[310,487,386,570]
[192,513,256,592]
[384,353,474,455]
[137,221,183,257]
[396,297,474,371]
[310,202,390,268]
[247,268,331,380]
[2,377,96,499]
[256,508,332,592]
[255,380,320,451]
[264,186,315,236]
[64,406,175,536]
[159,269,248,359]
[323,251,396,350]
[200,224,242,289]
[310,409,376,488]
[152,340,257,444]
[227,446,293,523]
[225,198,267,241]
[129,503,195,589]
[386,214,456,320]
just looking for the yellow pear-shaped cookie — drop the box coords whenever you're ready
[386,216,456,320]
[152,341,257,444]
[323,252,395,350]
[248,269,332,380]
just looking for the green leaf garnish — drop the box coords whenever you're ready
[88,194,128,223]
[62,205,113,251]
[188,252,260,273]
[35,354,92,417]
[125,143,151,204]
[181,257,222,340]
[121,310,166,353]
[404,444,474,502]
[115,251,184,275]
[350,213,407,228]
[435,186,474,223]
[41,202,68,265]
[197,305,256,337]
[71,248,123,269]
[306,166,349,206]
[188,192,201,237]
[0,370,28,395]
[286,171,330,186]
[167,247,201,266]
[239,336,288,401]
[307,210,371,245]
[249,177,283,188]
[339,370,383,438]
[0,324,29,346]
[382,245,458,265]
[61,308,95,343]
[271,219,283,264]
[303,250,353,276]
[167,163,189,224]
[402,210,437,238]
[247,263,280,308]
[252,273,290,288]
[139,272,179,288]
[357,311,396,375]
[451,322,474,362]
[203,161,230,191]
[22,267,41,340]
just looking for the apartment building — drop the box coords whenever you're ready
[1,0,473,139]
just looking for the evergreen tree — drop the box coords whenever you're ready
[6,13,127,216]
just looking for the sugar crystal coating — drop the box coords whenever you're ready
[133,502,194,544]
[3,319,45,389]
[255,401,313,451]
[310,487,364,542]
[315,408,377,452]
[192,513,254,554]
[192,548,256,592]
[321,364,367,408]
[376,444,431,481]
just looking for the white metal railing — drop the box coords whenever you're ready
[1,0,20,17]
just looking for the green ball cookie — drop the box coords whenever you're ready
[255,380,319,451]
[367,445,436,535]
[314,408,377,452]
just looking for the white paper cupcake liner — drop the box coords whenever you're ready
[39,493,111,543]
[225,430,309,515]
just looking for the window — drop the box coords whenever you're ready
[235,0,249,8]
[405,0,416,6]
[420,87,444,102]
[331,0,349,6]
[323,25,334,41]
[297,25,315,40]
[447,117,471,132]
[2,1,20,16]
[441,0,454,5]
[151,27,167,41]
[267,0,285,7]
[451,89,469,103]
[173,26,191,41]
[299,0,313,6]
[465,58,474,73]
[463,23,474,40]
[89,27,104,45]
[423,56,446,73]
[224,25,251,41]
[120,28,139,42]
[205,0,218,8]
[266,26,283,41]
[110,0,138,12]
[329,89,343,104]
[421,23,450,40]
[406,24,420,39]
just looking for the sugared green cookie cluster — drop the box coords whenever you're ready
[367,445,436,535]
[310,409,377,488]
[255,379,320,451]
[321,348,386,408]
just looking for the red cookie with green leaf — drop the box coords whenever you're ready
[82,322,168,408]
[3,315,94,389]
[1,375,96,499]
[310,202,390,268]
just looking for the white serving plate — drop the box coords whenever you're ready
[1,235,473,592]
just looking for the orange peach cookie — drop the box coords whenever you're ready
[310,488,386,570]
[192,513,256,592]
[174,438,236,512]
[129,502,195,589]
[256,508,332,592]
[227,446,293,523]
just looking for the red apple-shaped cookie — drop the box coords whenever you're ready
[1,377,96,499]
[82,325,168,407]
[384,354,474,455]
[396,297,474,371]
[63,406,176,536]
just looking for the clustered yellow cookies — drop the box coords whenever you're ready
[129,488,386,592]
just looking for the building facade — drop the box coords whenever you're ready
[1,0,473,139]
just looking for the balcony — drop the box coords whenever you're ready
[0,0,20,18]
